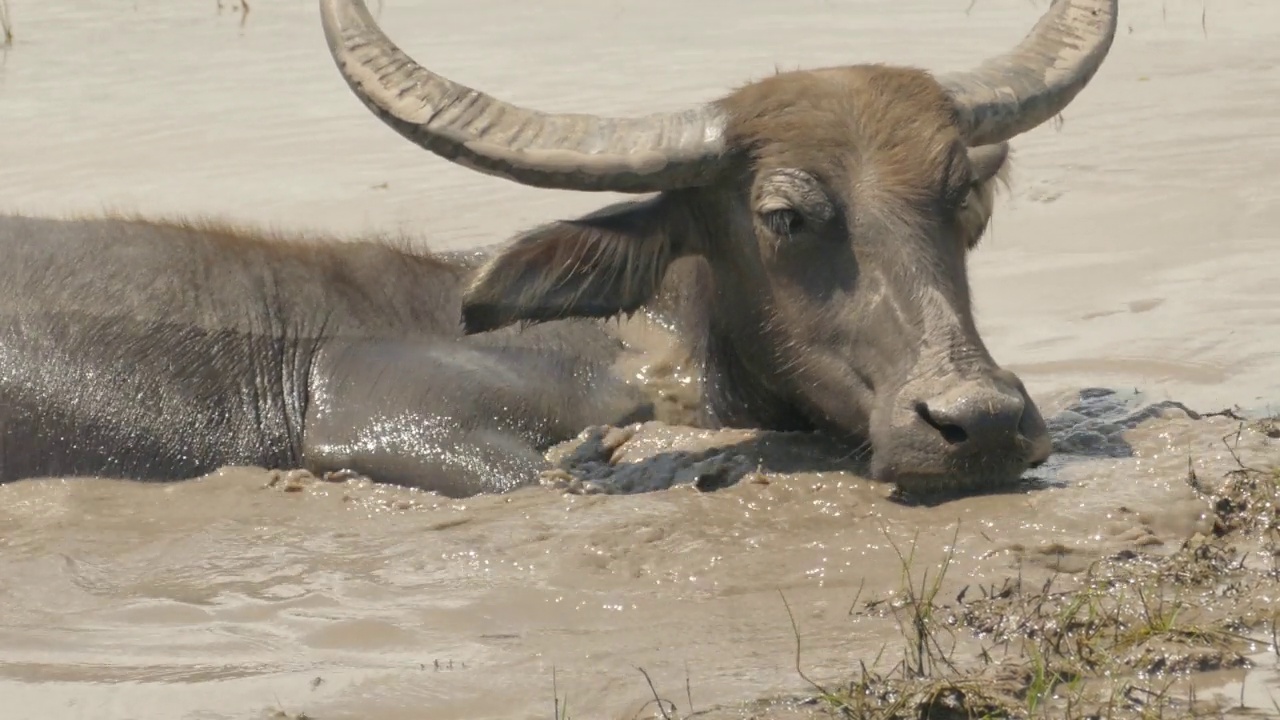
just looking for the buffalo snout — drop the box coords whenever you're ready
[874,368,1052,496]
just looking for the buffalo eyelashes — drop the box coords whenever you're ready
[764,208,804,237]
[756,169,830,239]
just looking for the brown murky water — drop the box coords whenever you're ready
[2,1,1279,718]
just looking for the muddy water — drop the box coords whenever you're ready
[2,1,1279,719]
[2,394,1277,720]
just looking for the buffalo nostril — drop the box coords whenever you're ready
[915,402,969,445]
[915,384,1027,451]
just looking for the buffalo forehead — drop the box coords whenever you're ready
[723,66,965,189]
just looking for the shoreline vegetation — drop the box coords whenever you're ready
[638,416,1280,720]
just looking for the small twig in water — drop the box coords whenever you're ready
[1222,423,1263,474]
[215,0,250,27]
[684,660,695,716]
[1,0,14,46]
[778,588,852,714]
[552,666,567,720]
[635,666,675,720]
[846,576,867,616]
[1202,407,1246,420]
[1271,613,1279,661]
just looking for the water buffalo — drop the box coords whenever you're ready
[0,0,1117,497]
[0,215,655,496]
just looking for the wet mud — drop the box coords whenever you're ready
[3,391,1278,719]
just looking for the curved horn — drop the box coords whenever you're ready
[939,0,1119,146]
[319,0,727,193]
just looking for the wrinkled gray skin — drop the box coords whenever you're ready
[0,216,649,496]
[320,0,1117,494]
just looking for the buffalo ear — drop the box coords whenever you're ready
[967,142,1010,185]
[461,195,690,334]
[962,142,1012,248]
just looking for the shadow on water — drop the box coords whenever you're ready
[1045,386,1246,458]
[545,386,1258,505]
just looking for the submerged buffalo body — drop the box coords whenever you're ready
[0,0,1119,496]
[0,216,651,495]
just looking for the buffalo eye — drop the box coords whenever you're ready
[754,168,833,244]
[764,207,804,237]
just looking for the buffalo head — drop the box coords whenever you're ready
[320,0,1118,496]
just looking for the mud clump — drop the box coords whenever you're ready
[540,421,860,495]
[264,468,367,493]
[541,423,760,495]
[261,467,435,511]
